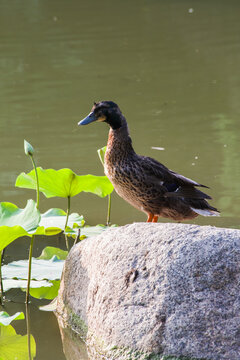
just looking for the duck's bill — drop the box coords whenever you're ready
[78,112,96,125]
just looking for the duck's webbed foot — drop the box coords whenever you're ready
[147,214,158,222]
[147,213,154,222]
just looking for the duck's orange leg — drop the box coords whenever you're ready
[152,215,159,223]
[147,213,154,222]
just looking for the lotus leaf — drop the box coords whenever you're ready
[40,208,84,230]
[0,312,24,326]
[38,246,68,260]
[81,224,116,237]
[0,201,66,253]
[39,297,57,312]
[16,167,114,198]
[0,324,36,359]
[3,279,51,292]
[2,257,64,281]
[29,280,60,300]
[0,226,30,252]
[0,200,40,231]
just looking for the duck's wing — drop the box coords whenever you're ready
[168,170,208,188]
[138,156,211,200]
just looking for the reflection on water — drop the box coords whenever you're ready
[0,0,240,359]
[2,297,66,360]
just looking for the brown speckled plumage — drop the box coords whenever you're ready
[79,101,219,222]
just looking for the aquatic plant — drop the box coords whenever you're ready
[16,166,114,249]
[0,140,114,306]
[0,310,36,359]
[0,200,42,304]
[23,140,40,304]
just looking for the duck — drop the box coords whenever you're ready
[78,101,219,222]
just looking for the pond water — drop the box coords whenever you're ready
[0,0,240,359]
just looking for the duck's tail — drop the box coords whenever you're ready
[191,207,220,217]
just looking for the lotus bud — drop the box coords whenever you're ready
[97,146,107,166]
[24,140,34,156]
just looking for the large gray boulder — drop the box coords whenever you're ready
[56,223,240,360]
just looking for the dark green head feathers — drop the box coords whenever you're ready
[78,101,123,130]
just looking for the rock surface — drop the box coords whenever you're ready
[56,223,240,360]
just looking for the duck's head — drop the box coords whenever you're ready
[78,101,123,130]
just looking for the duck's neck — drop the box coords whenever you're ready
[106,115,135,159]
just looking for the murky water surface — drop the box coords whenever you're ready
[0,0,240,358]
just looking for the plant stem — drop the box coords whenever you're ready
[25,154,39,304]
[106,194,111,226]
[73,228,81,246]
[25,303,32,360]
[30,156,40,209]
[26,236,34,304]
[0,250,4,305]
[64,196,71,251]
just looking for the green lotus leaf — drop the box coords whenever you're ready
[39,297,57,312]
[40,208,84,229]
[63,224,117,238]
[0,226,30,252]
[0,325,36,359]
[16,167,114,198]
[29,280,60,300]
[37,246,68,260]
[3,279,52,292]
[0,312,24,326]
[0,202,64,251]
[0,200,40,231]
[81,225,109,237]
[2,258,64,281]
[42,208,66,217]
[31,226,62,236]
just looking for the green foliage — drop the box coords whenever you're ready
[0,324,36,360]
[0,310,35,360]
[0,200,40,231]
[3,279,52,292]
[97,145,107,166]
[40,208,84,230]
[29,280,60,300]
[0,140,116,307]
[0,226,30,253]
[2,258,64,281]
[38,246,68,260]
[2,257,64,300]
[0,312,24,326]
[0,138,118,358]
[1,225,112,297]
[16,167,114,198]
[81,224,115,237]
[0,201,63,252]
[39,297,58,312]
[32,225,62,236]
